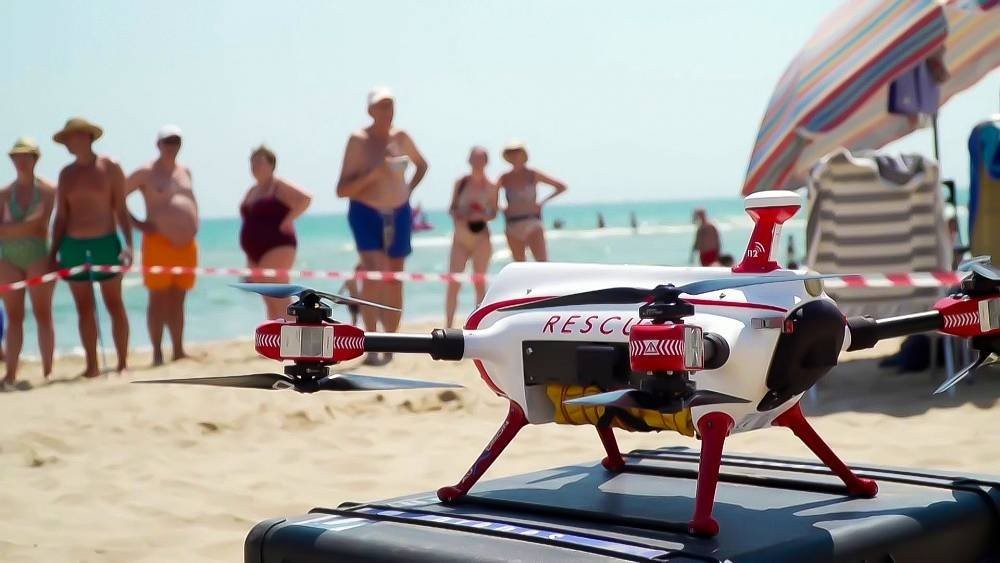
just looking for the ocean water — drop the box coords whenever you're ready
[17,196,803,357]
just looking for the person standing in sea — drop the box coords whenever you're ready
[336,87,429,365]
[238,145,312,320]
[498,140,567,262]
[126,125,199,365]
[49,117,133,377]
[690,207,721,266]
[0,138,56,389]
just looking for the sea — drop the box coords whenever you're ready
[7,193,948,358]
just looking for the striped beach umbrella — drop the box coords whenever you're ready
[743,0,1000,196]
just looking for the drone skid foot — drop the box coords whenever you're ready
[596,425,626,473]
[437,401,528,503]
[689,411,733,537]
[773,402,878,498]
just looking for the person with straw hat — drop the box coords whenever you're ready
[0,138,56,389]
[498,140,567,262]
[49,117,132,377]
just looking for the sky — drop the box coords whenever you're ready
[1,0,997,218]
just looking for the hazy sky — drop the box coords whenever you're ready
[2,0,997,217]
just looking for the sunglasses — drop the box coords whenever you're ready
[160,137,182,146]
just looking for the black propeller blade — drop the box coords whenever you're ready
[564,388,749,414]
[958,256,1000,282]
[135,373,293,389]
[934,350,999,394]
[136,372,461,393]
[502,273,851,312]
[232,283,399,311]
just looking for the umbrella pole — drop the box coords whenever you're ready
[931,112,941,162]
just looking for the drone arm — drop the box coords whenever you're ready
[363,329,465,360]
[845,311,943,351]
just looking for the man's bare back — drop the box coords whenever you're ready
[695,223,721,253]
[59,156,125,238]
[130,161,198,246]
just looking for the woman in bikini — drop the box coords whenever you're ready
[498,140,567,262]
[239,146,312,320]
[0,138,57,388]
[445,147,498,328]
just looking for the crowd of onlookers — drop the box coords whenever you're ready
[0,87,570,387]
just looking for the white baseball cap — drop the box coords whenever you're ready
[367,87,394,107]
[157,124,183,141]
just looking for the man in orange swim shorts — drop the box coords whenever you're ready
[126,125,199,365]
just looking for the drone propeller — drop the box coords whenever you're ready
[136,372,461,393]
[957,256,1000,282]
[232,283,399,312]
[503,273,851,312]
[564,388,749,414]
[933,349,999,394]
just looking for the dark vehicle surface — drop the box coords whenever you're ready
[246,446,1000,562]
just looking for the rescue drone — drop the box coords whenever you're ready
[145,190,1000,537]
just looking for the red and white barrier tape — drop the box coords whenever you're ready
[0,265,493,292]
[0,265,970,294]
[822,272,965,289]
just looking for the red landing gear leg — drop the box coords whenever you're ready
[773,402,878,498]
[689,411,733,537]
[437,401,528,502]
[596,424,625,473]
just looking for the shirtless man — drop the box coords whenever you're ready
[690,208,721,266]
[337,87,428,364]
[126,125,199,366]
[49,118,133,376]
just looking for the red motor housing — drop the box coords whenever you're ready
[629,323,705,372]
[254,320,365,363]
[934,295,1000,338]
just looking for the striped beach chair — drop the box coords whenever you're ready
[805,148,950,319]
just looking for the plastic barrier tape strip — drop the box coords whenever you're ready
[0,265,969,293]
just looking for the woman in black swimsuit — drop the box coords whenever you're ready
[238,146,312,319]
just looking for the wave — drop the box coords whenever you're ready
[331,216,806,251]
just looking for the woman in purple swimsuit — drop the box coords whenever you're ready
[239,146,312,319]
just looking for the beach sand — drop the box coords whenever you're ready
[1,326,997,562]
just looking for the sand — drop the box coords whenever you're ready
[1,327,997,562]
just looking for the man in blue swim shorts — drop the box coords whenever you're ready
[336,87,428,365]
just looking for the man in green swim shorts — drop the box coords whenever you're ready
[49,117,134,377]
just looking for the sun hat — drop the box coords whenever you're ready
[157,124,183,141]
[8,137,40,157]
[367,86,394,107]
[503,139,527,153]
[53,117,103,145]
[502,139,528,161]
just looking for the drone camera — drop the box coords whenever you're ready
[629,323,705,373]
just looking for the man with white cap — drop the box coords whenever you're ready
[49,117,133,377]
[336,87,428,364]
[126,125,199,366]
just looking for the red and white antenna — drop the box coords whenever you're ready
[733,190,801,274]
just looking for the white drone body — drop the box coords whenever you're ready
[463,262,828,433]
